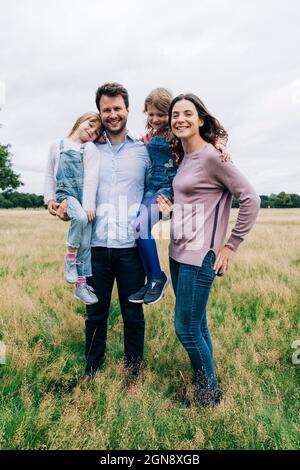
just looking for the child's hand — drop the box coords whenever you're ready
[47,200,59,216]
[56,199,70,221]
[86,210,96,222]
[216,143,232,162]
[157,195,173,216]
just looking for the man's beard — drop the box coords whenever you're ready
[104,119,127,136]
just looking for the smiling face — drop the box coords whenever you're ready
[98,94,128,137]
[78,119,100,142]
[146,104,169,131]
[171,99,204,141]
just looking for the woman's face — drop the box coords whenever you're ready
[171,99,203,141]
[78,120,100,142]
[146,104,168,131]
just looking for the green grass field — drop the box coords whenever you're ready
[0,208,299,450]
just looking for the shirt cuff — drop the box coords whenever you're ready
[225,234,243,252]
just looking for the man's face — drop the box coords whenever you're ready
[99,95,128,136]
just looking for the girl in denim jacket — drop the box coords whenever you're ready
[129,88,229,305]
[44,112,101,305]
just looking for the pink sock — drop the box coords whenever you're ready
[65,252,76,259]
[76,277,86,288]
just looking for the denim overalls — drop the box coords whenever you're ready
[144,135,178,201]
[55,140,92,277]
[56,140,85,203]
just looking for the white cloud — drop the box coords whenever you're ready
[0,0,300,195]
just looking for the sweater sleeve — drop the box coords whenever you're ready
[43,142,58,204]
[82,142,101,212]
[209,154,261,251]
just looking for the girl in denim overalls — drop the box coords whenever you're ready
[129,89,229,305]
[44,112,101,305]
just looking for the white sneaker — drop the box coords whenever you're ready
[64,256,78,284]
[74,284,98,305]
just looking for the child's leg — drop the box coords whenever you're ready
[136,195,163,281]
[66,197,98,305]
[66,196,88,252]
[76,222,92,279]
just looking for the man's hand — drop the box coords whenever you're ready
[215,143,231,162]
[47,200,59,216]
[56,199,70,221]
[213,245,234,276]
[86,210,96,223]
[156,194,173,218]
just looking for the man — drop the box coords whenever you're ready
[81,83,151,383]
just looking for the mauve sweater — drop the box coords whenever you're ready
[169,143,260,266]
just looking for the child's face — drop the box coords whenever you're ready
[146,104,168,131]
[78,120,100,142]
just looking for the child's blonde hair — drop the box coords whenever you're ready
[144,88,173,130]
[68,112,102,138]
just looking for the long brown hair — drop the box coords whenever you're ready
[168,93,228,144]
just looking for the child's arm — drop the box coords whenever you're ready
[44,142,59,215]
[82,142,101,221]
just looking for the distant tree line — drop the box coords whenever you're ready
[1,142,300,210]
[0,191,44,209]
[232,192,300,208]
[0,191,299,210]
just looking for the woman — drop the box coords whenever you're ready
[157,94,260,406]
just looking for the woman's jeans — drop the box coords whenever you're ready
[169,250,218,394]
[66,195,92,277]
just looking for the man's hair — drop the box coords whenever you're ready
[95,82,129,111]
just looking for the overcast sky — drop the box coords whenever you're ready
[0,0,300,195]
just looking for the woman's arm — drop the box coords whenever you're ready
[210,156,261,274]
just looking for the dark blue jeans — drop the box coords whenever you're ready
[85,247,145,375]
[169,251,218,394]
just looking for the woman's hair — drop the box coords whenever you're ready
[168,93,228,144]
[144,88,173,131]
[68,112,102,138]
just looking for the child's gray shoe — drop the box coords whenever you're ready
[64,256,78,284]
[74,284,98,305]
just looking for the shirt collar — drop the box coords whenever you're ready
[102,130,135,143]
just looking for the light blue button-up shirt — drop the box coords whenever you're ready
[92,132,151,248]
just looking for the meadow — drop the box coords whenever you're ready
[0,208,299,450]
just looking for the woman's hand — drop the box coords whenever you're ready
[214,245,234,275]
[215,143,231,162]
[56,199,70,221]
[47,200,59,216]
[86,210,96,222]
[156,194,173,217]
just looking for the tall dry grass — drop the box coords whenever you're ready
[0,208,299,449]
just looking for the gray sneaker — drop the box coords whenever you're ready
[74,284,98,305]
[64,256,78,284]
